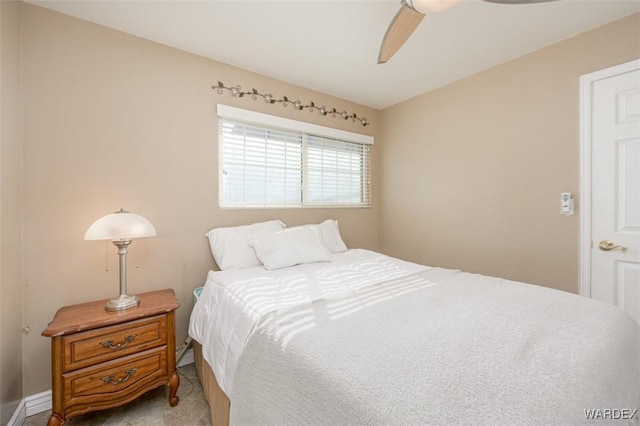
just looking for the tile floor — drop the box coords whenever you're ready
[24,363,212,425]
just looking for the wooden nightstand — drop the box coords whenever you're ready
[42,289,181,426]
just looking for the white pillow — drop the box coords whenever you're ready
[251,227,333,270]
[205,220,285,270]
[317,219,348,253]
[285,219,347,254]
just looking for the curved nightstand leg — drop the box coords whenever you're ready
[47,413,65,426]
[168,371,180,406]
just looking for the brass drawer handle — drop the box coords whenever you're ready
[101,368,137,385]
[100,334,137,350]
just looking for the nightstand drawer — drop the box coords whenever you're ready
[61,346,169,419]
[62,315,167,371]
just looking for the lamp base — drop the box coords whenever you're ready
[105,294,140,312]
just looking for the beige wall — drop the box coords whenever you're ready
[0,1,24,422]
[380,13,640,294]
[11,1,640,404]
[21,4,380,395]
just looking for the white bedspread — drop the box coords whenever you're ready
[231,267,640,425]
[188,249,428,395]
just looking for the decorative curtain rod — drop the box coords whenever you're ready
[212,81,369,127]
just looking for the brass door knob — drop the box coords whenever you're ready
[598,240,628,252]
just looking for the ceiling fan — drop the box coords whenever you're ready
[378,0,561,64]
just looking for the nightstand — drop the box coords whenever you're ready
[42,289,181,426]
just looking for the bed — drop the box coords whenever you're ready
[188,220,640,425]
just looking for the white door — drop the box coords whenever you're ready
[581,60,640,324]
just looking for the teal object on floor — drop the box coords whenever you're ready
[194,286,203,304]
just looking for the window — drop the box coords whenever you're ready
[218,105,372,208]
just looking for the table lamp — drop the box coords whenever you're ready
[85,208,157,311]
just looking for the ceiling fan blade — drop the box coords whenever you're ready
[482,0,560,3]
[378,3,425,64]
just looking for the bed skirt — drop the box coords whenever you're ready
[193,341,230,426]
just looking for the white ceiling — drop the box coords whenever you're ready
[26,0,640,109]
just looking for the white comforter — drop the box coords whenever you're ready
[230,267,639,425]
[188,249,427,395]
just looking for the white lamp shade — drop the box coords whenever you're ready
[411,0,462,13]
[84,209,157,240]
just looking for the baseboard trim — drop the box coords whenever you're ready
[7,398,26,426]
[177,347,194,368]
[9,352,195,423]
[6,390,51,426]
[25,390,52,417]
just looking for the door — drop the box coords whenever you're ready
[581,60,640,324]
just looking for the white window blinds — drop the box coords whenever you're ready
[305,135,370,205]
[218,105,372,208]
